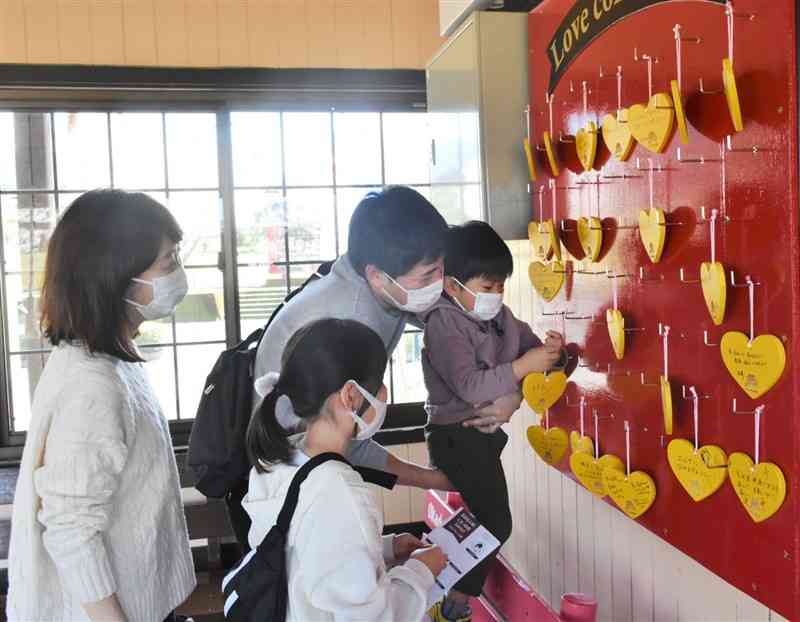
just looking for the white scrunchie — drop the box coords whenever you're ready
[254,371,303,431]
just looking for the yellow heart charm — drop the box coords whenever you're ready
[628,92,675,154]
[722,58,744,132]
[670,79,690,145]
[728,452,786,523]
[527,425,569,466]
[701,262,727,326]
[542,131,560,176]
[523,137,537,181]
[661,376,673,435]
[570,430,594,455]
[667,439,728,502]
[528,261,565,302]
[601,109,635,161]
[606,308,625,360]
[528,220,560,261]
[570,452,624,497]
[577,217,602,262]
[638,208,666,263]
[720,332,786,399]
[602,468,657,519]
[575,121,598,172]
[522,371,568,414]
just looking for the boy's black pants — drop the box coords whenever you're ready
[426,423,513,598]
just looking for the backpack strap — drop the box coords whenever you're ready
[275,452,350,534]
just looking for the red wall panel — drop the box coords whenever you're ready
[527,1,798,617]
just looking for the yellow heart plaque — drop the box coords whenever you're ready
[523,137,537,181]
[527,425,569,466]
[606,308,625,360]
[628,93,676,154]
[720,332,786,399]
[522,371,568,414]
[528,220,560,261]
[570,452,624,497]
[661,376,673,435]
[575,121,598,172]
[577,217,602,262]
[670,79,690,145]
[638,208,666,263]
[667,439,728,502]
[728,452,786,523]
[701,262,727,326]
[722,58,744,132]
[529,261,565,302]
[601,109,635,161]
[602,468,657,519]
[570,430,594,455]
[542,131,560,176]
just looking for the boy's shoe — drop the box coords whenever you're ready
[427,600,472,622]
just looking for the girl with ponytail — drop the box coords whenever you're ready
[242,319,446,621]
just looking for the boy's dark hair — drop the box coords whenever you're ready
[445,221,513,284]
[247,319,388,471]
[41,189,182,363]
[348,186,448,278]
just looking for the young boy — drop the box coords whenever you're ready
[422,221,565,622]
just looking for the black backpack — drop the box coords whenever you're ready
[221,452,349,622]
[186,261,334,500]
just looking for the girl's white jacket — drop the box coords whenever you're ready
[242,457,435,621]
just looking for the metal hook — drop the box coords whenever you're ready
[679,267,700,284]
[725,135,761,154]
[560,219,577,233]
[606,363,631,377]
[732,398,764,416]
[681,385,711,400]
[729,271,761,288]
[703,330,719,347]
[639,266,664,283]
[635,158,664,172]
[565,312,595,321]
[698,77,723,95]
[601,173,642,180]
[677,147,722,164]
[559,131,575,144]
[641,372,660,387]
[699,205,731,223]
[633,48,660,63]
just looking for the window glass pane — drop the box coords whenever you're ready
[284,188,336,261]
[8,352,49,432]
[430,183,483,225]
[141,346,178,420]
[174,268,225,343]
[391,331,427,403]
[0,112,54,191]
[237,264,287,338]
[111,113,166,189]
[234,189,286,265]
[55,112,110,190]
[383,113,431,185]
[283,113,332,187]
[136,316,173,347]
[2,193,56,353]
[231,112,283,188]
[165,113,218,188]
[334,187,379,256]
[333,113,381,186]
[167,191,221,266]
[177,343,226,421]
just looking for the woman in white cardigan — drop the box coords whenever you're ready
[241,318,447,621]
[7,190,196,622]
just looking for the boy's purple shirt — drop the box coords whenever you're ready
[419,295,544,426]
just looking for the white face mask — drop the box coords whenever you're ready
[452,278,504,322]
[345,380,388,441]
[382,272,443,313]
[126,266,189,321]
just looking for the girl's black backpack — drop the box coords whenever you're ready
[221,453,349,622]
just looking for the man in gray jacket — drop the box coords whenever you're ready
[253,186,455,489]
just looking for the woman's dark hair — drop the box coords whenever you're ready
[41,189,182,362]
[348,186,449,278]
[247,319,388,471]
[445,221,513,284]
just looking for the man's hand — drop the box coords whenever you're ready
[463,392,522,433]
[393,533,426,561]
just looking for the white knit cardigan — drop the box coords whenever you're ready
[7,343,196,622]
